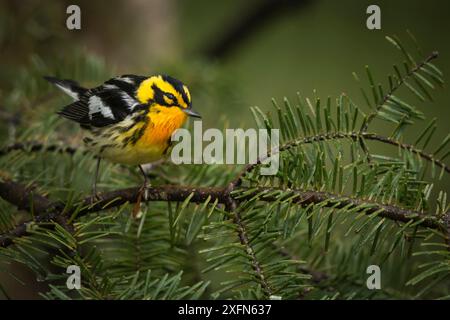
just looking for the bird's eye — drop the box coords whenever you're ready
[165,93,176,101]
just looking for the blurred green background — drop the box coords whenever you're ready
[1,0,449,129]
[0,0,449,299]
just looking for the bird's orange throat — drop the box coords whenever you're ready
[138,107,188,147]
[84,106,188,166]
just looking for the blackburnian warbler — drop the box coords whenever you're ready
[45,74,200,204]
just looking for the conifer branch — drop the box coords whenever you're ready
[0,179,444,248]
[0,141,79,157]
[224,183,273,298]
[0,179,68,247]
[360,51,439,133]
[232,131,449,187]
[276,245,328,284]
[362,133,449,173]
[2,130,448,175]
[445,212,450,249]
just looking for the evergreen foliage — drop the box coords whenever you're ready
[0,35,449,300]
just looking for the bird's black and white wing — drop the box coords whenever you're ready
[47,75,147,128]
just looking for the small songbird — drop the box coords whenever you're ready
[45,74,201,206]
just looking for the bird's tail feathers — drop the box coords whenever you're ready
[43,76,87,100]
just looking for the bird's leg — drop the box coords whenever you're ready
[138,164,149,190]
[90,157,101,204]
[133,164,149,218]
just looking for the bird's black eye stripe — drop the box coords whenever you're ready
[161,74,190,106]
[181,90,190,106]
[151,84,167,105]
[151,84,177,107]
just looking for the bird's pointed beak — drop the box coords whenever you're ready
[183,107,201,118]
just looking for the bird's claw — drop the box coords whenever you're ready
[132,183,148,219]
[89,192,101,206]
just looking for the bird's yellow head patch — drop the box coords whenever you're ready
[137,75,191,109]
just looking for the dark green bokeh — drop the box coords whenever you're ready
[2,0,448,156]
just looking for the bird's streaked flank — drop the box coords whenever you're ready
[45,74,201,211]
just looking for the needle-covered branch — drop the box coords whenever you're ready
[360,51,439,132]
[0,141,79,157]
[231,131,450,188]
[0,178,445,248]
